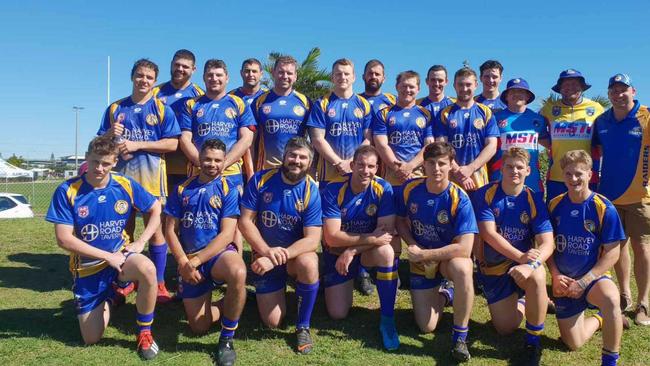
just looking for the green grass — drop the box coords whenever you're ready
[1,180,62,215]
[1,218,649,365]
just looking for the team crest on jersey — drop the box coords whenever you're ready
[366,204,377,216]
[586,107,595,116]
[182,196,190,206]
[552,106,561,116]
[114,200,128,214]
[295,199,305,212]
[263,192,273,203]
[416,117,426,129]
[449,119,458,128]
[225,107,237,119]
[263,105,272,114]
[409,203,418,214]
[209,195,222,209]
[437,210,449,224]
[584,219,596,233]
[473,118,484,129]
[145,113,158,126]
[492,207,500,217]
[498,119,508,128]
[328,108,336,118]
[341,208,348,217]
[293,105,305,117]
[78,206,89,218]
[520,211,530,224]
[117,113,126,123]
[353,108,364,118]
[197,108,205,118]
[389,116,396,126]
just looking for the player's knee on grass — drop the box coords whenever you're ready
[325,283,353,320]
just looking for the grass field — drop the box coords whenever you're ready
[1,180,62,215]
[1,218,649,365]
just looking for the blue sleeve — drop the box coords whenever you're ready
[240,173,260,211]
[396,184,407,217]
[424,115,434,139]
[238,104,257,128]
[97,106,112,135]
[592,116,603,147]
[600,204,627,244]
[303,182,323,227]
[251,96,261,122]
[531,193,553,234]
[130,178,156,213]
[454,195,479,235]
[164,185,181,218]
[160,105,181,138]
[534,112,549,140]
[377,183,395,217]
[372,109,388,136]
[180,100,193,131]
[362,105,372,131]
[474,188,494,223]
[433,115,446,138]
[45,184,74,225]
[306,100,326,129]
[485,113,500,138]
[221,185,240,218]
[321,185,341,219]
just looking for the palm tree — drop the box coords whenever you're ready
[262,47,331,100]
[538,93,611,111]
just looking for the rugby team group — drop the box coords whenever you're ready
[44,49,650,365]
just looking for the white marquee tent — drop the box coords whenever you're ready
[0,158,33,179]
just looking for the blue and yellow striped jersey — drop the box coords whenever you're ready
[475,94,507,113]
[229,87,267,106]
[359,92,396,113]
[417,95,455,119]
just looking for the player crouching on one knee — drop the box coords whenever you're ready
[473,147,554,365]
[320,145,400,350]
[396,141,476,362]
[164,139,246,366]
[547,150,626,366]
[46,135,162,360]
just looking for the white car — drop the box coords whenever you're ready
[0,193,35,218]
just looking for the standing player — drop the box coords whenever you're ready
[397,142,477,362]
[98,59,181,303]
[489,78,549,191]
[239,137,321,354]
[152,49,204,192]
[252,56,311,170]
[321,145,400,350]
[541,69,604,200]
[46,136,162,360]
[547,150,625,366]
[435,67,499,192]
[359,59,396,112]
[179,59,256,252]
[474,147,554,365]
[417,65,455,119]
[308,58,373,184]
[164,139,246,366]
[475,60,507,113]
[593,73,650,326]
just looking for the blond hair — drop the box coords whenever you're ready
[560,149,592,170]
[502,147,530,165]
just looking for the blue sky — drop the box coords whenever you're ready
[1,0,647,159]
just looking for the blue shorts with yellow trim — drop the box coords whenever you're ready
[253,263,288,294]
[225,174,244,197]
[409,260,444,290]
[477,270,523,305]
[73,265,118,315]
[322,250,373,288]
[177,243,238,299]
[554,275,612,319]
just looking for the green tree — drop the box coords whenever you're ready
[7,154,25,167]
[539,93,611,111]
[262,47,331,100]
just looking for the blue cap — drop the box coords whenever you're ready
[500,78,535,105]
[608,73,633,88]
[551,69,591,93]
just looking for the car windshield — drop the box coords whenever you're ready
[12,195,28,204]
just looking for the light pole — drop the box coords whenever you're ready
[72,106,84,171]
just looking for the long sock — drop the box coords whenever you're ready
[594,311,604,329]
[525,321,544,346]
[136,311,154,333]
[220,316,239,339]
[601,348,619,366]
[376,265,398,317]
[296,281,319,329]
[149,243,168,283]
[452,325,468,343]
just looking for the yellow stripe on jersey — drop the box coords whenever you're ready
[66,178,84,206]
[230,94,247,115]
[258,169,280,190]
[320,92,332,112]
[384,93,396,105]
[475,103,493,121]
[370,177,385,200]
[525,187,538,219]
[358,94,371,115]
[593,194,608,232]
[415,105,432,120]
[294,91,311,112]
[337,181,349,207]
[484,182,499,206]
[449,183,461,217]
[193,83,205,96]
[254,91,271,111]
[548,192,567,214]
[402,178,426,206]
[112,173,135,205]
[108,98,125,125]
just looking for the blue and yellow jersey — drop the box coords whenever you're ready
[321,174,394,250]
[46,173,156,277]
[252,90,311,170]
[229,87,267,106]
[97,97,181,197]
[307,92,373,182]
[594,102,650,205]
[435,103,500,188]
[164,175,240,254]
[241,168,322,248]
[490,108,548,191]
[475,95,507,113]
[417,95,455,119]
[397,179,477,249]
[180,94,256,177]
[372,104,433,185]
[153,82,204,175]
[359,92,396,113]
[548,192,625,279]
[474,182,552,273]
[540,98,604,183]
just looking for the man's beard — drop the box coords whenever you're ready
[365,81,381,94]
[281,164,307,182]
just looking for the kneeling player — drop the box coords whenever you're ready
[397,141,477,362]
[474,147,554,365]
[164,139,245,366]
[239,137,321,354]
[46,136,162,360]
[547,150,625,366]
[321,145,400,350]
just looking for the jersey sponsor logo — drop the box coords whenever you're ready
[261,210,278,227]
[570,209,579,217]
[329,121,363,137]
[555,233,594,256]
[437,210,449,224]
[473,118,484,129]
[263,192,273,203]
[328,108,336,118]
[643,146,649,186]
[279,100,287,106]
[552,106,561,116]
[390,130,421,146]
[197,121,237,137]
[551,121,592,140]
[98,195,106,203]
[293,105,305,117]
[295,199,305,213]
[134,107,142,113]
[263,105,272,114]
[353,108,364,118]
[225,107,237,119]
[403,112,411,118]
[501,131,539,150]
[416,117,426,129]
[114,200,128,214]
[411,219,441,242]
[197,108,205,118]
[266,119,280,134]
[80,224,99,242]
[366,204,377,216]
[182,212,194,228]
[175,92,182,98]
[520,211,530,224]
[342,103,348,109]
[78,206,89,218]
[211,103,219,109]
[409,202,418,214]
[209,195,222,209]
[629,126,642,137]
[145,113,158,126]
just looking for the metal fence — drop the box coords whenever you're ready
[2,178,63,216]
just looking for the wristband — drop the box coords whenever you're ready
[577,278,588,290]
[527,260,541,270]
